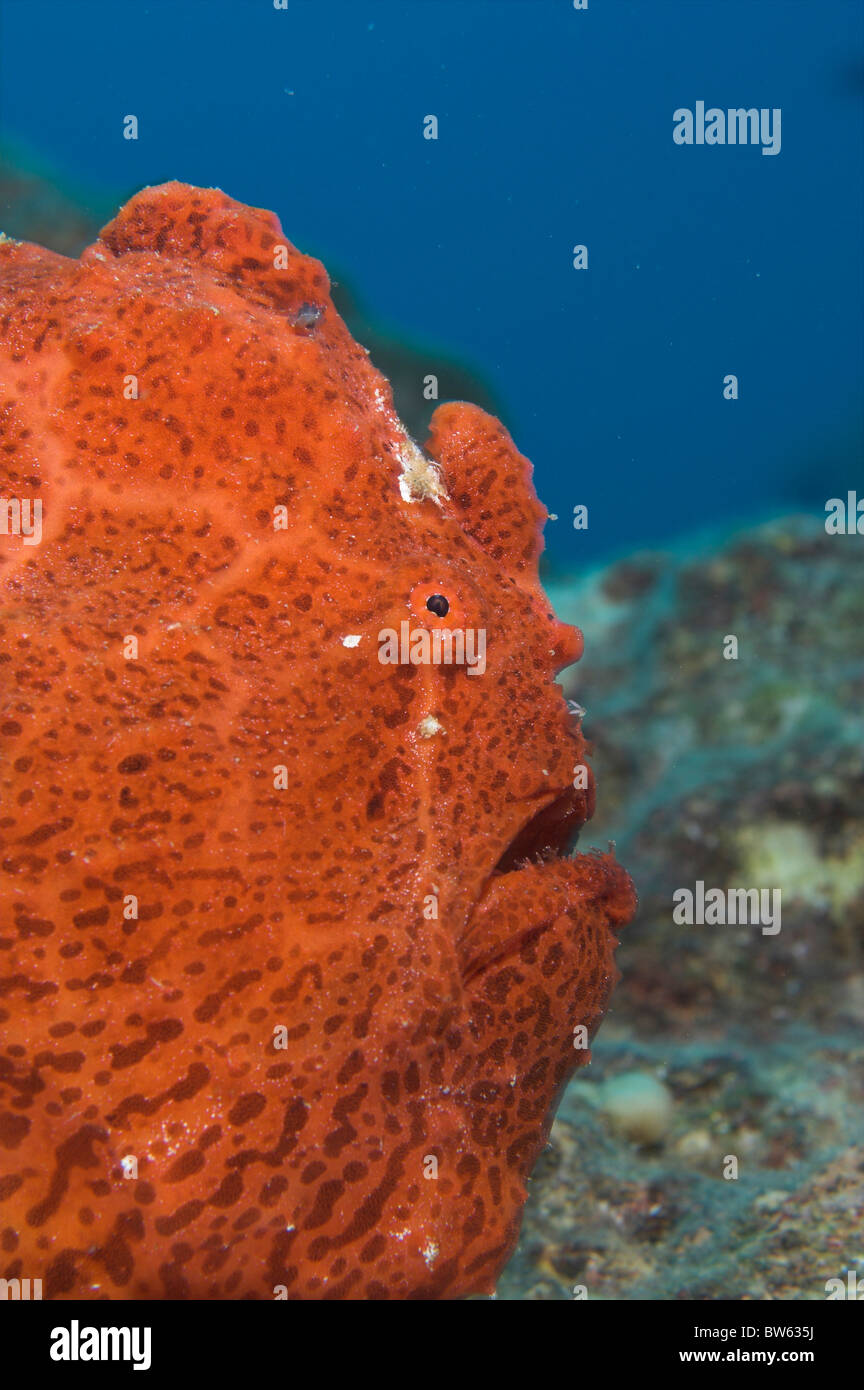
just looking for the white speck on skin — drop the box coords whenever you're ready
[397,438,447,505]
[422,1239,439,1268]
[417,715,443,738]
[368,380,446,503]
[342,634,362,648]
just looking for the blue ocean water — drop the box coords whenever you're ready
[1,0,861,565]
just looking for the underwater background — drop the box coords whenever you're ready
[1,0,862,1299]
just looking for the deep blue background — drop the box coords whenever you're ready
[1,0,862,565]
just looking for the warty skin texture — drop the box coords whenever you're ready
[0,184,635,1299]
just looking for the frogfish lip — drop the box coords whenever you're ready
[459,785,597,983]
[491,786,586,877]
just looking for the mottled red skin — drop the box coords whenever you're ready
[0,184,635,1299]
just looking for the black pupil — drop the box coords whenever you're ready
[426,594,449,617]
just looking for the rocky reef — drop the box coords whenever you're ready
[502,516,864,1299]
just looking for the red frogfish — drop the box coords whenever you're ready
[0,183,635,1300]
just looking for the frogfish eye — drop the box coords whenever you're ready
[426,594,450,617]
